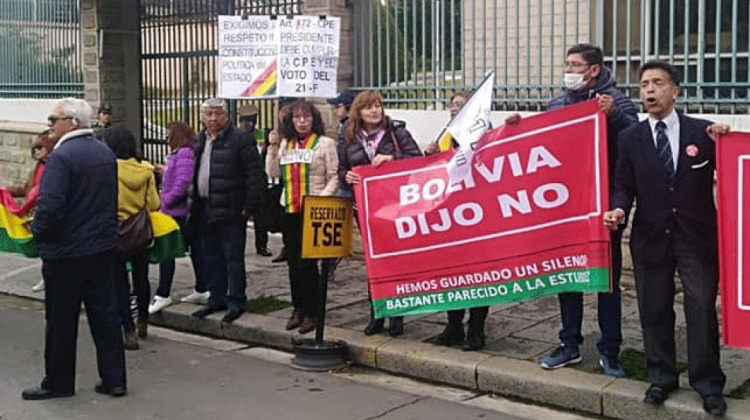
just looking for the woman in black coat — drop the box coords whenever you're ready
[338,90,422,337]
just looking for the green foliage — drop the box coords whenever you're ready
[369,0,461,87]
[0,27,82,97]
[245,294,291,314]
[591,348,687,382]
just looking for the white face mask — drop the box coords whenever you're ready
[563,72,588,91]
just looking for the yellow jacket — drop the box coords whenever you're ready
[116,158,160,220]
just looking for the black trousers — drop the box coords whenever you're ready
[282,212,321,317]
[447,307,489,333]
[633,227,725,397]
[41,250,126,393]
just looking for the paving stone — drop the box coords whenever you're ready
[484,335,556,360]
[492,295,561,321]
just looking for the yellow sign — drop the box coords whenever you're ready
[301,196,354,259]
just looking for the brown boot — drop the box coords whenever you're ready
[123,330,139,351]
[137,317,148,339]
[297,316,318,334]
[285,310,303,330]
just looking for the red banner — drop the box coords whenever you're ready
[354,100,612,318]
[717,132,750,350]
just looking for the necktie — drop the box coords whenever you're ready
[655,121,674,177]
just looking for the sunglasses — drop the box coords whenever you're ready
[31,145,45,156]
[47,115,73,124]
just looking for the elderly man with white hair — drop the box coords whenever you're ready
[22,98,127,400]
[189,98,265,323]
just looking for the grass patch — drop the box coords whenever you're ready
[728,378,750,399]
[592,348,688,382]
[245,294,291,314]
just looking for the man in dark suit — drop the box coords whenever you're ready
[23,98,126,400]
[604,60,730,417]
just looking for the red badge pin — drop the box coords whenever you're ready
[685,144,699,157]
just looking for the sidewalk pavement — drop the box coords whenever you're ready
[2,225,750,420]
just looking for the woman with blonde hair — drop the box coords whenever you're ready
[338,90,422,337]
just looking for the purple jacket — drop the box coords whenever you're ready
[160,146,194,217]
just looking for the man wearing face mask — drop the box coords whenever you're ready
[508,43,638,377]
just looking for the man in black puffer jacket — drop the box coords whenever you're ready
[190,98,265,323]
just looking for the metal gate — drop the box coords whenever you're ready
[139,0,302,163]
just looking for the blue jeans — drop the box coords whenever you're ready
[557,229,623,358]
[201,213,247,311]
[156,216,207,298]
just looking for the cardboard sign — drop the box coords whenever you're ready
[277,15,340,98]
[218,15,278,98]
[301,196,353,259]
[353,100,612,318]
[717,131,750,350]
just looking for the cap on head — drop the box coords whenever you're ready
[238,104,259,118]
[99,104,112,114]
[326,89,357,108]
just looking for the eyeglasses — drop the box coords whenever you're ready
[31,145,45,156]
[47,115,73,124]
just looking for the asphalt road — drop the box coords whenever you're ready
[0,294,600,420]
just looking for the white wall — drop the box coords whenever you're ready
[0,99,59,124]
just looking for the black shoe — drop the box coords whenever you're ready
[702,394,727,417]
[388,317,404,337]
[222,308,244,323]
[271,248,287,263]
[256,248,272,257]
[192,305,226,318]
[21,386,74,400]
[94,381,127,397]
[643,384,677,406]
[364,318,384,335]
[462,332,486,351]
[434,325,465,346]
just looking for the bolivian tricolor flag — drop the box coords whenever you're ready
[281,133,319,213]
[147,212,187,263]
[0,209,185,263]
[0,199,37,258]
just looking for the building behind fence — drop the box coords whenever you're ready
[0,0,82,98]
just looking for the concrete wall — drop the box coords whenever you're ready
[462,0,591,89]
[0,122,49,189]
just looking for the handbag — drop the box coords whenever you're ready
[117,178,154,258]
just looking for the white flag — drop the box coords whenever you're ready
[446,71,494,189]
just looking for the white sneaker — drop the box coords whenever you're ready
[31,280,44,292]
[181,290,209,304]
[148,295,173,314]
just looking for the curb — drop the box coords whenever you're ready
[149,303,750,420]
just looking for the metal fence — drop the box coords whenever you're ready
[355,0,749,114]
[0,0,82,98]
[140,0,301,163]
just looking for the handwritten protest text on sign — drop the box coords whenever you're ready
[218,15,278,98]
[277,16,340,98]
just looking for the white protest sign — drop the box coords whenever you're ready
[218,15,278,98]
[277,15,340,98]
